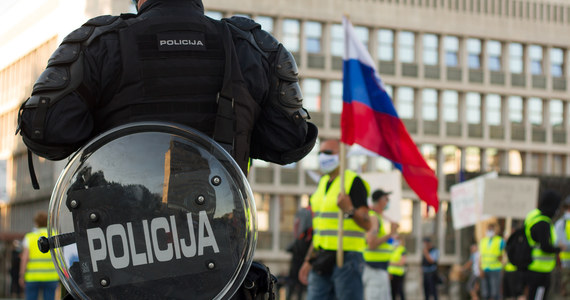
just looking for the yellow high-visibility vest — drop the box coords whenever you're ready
[525,209,557,273]
[24,228,59,282]
[388,245,406,276]
[479,235,503,271]
[310,170,369,252]
[364,211,393,263]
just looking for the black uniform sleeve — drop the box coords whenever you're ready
[530,220,561,254]
[349,177,368,209]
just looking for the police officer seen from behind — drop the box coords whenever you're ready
[524,190,564,300]
[298,139,371,300]
[422,237,439,300]
[17,0,317,177]
[17,0,317,299]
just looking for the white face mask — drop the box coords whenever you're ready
[486,230,495,237]
[564,212,570,219]
[319,153,340,174]
[392,240,400,247]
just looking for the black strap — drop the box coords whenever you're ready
[31,96,50,140]
[212,22,236,154]
[27,149,40,190]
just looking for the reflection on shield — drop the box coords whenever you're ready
[46,122,256,300]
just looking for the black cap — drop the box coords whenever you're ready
[423,237,432,243]
[371,189,391,202]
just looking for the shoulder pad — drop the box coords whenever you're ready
[62,26,95,44]
[252,28,279,52]
[224,16,261,31]
[84,15,119,27]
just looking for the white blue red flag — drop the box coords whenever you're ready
[340,16,439,211]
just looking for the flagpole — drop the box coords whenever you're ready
[337,142,346,267]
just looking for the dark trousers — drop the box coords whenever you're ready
[423,272,438,300]
[391,274,405,300]
[525,271,550,300]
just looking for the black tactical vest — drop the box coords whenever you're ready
[96,15,260,173]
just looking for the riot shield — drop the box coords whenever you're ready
[44,122,256,300]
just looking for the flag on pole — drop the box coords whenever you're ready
[341,16,439,211]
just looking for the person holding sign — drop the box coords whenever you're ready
[298,139,371,300]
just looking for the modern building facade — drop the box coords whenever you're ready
[1,0,570,298]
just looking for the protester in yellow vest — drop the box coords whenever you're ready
[478,223,504,300]
[298,139,371,300]
[388,235,407,300]
[524,190,564,300]
[19,212,59,300]
[554,196,570,297]
[363,189,398,300]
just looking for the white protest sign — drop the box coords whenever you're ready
[361,170,402,223]
[450,172,497,230]
[482,177,538,219]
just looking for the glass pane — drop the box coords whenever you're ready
[550,48,564,76]
[398,87,415,119]
[550,99,563,126]
[466,92,481,124]
[509,43,523,73]
[303,79,321,112]
[422,89,438,121]
[443,90,458,122]
[486,94,502,125]
[331,24,344,57]
[305,22,322,53]
[283,19,300,52]
[421,144,437,170]
[399,31,415,63]
[330,80,343,114]
[528,97,543,125]
[378,29,394,61]
[423,34,439,65]
[255,16,274,33]
[509,96,523,123]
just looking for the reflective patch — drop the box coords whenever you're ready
[157,31,206,52]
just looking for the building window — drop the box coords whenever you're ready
[509,96,523,123]
[331,24,343,57]
[282,19,300,52]
[422,89,438,121]
[305,21,322,53]
[467,38,482,69]
[423,34,439,66]
[486,148,500,172]
[421,144,437,171]
[550,99,563,127]
[397,86,415,119]
[487,40,502,71]
[443,145,461,175]
[302,139,320,170]
[465,147,481,172]
[255,193,273,250]
[509,43,523,74]
[444,36,459,67]
[255,16,274,34]
[330,80,343,114]
[399,31,415,63]
[528,97,543,125]
[508,150,523,175]
[205,11,223,19]
[302,78,321,112]
[466,92,481,124]
[443,90,458,122]
[378,29,394,61]
[486,94,502,125]
[550,48,564,77]
[384,84,393,99]
[529,45,543,75]
[354,26,369,50]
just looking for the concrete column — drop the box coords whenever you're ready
[481,148,489,172]
[437,145,445,193]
